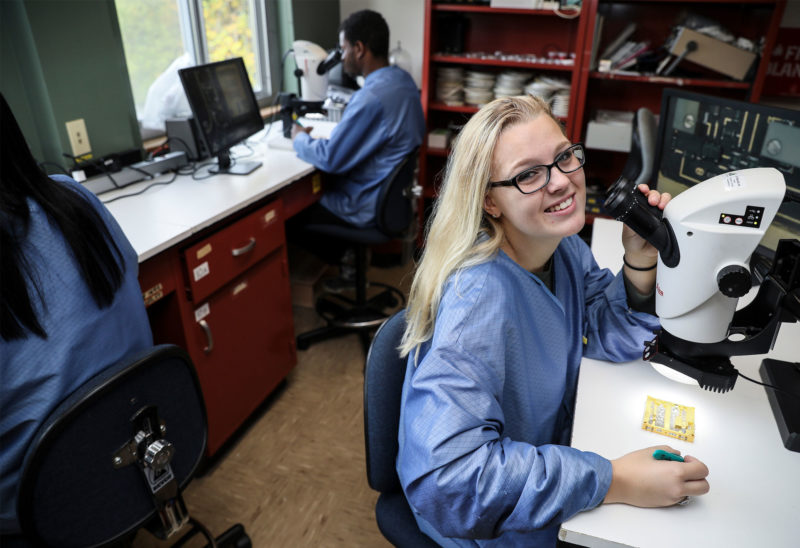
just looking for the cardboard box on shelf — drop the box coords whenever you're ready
[669,27,758,81]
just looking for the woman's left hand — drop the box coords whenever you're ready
[621,184,671,268]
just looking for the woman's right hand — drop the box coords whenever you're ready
[603,445,710,507]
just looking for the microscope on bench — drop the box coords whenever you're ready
[277,40,344,139]
[603,108,800,452]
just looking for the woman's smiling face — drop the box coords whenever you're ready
[484,114,587,253]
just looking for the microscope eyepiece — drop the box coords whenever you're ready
[603,177,680,268]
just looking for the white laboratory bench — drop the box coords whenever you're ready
[560,218,800,548]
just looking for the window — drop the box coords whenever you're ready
[116,0,275,134]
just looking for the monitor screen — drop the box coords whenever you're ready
[652,89,800,263]
[178,57,263,175]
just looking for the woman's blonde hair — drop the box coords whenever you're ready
[399,94,560,358]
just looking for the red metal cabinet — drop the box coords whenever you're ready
[178,200,297,456]
[183,248,296,455]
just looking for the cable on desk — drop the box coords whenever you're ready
[149,136,193,161]
[737,371,800,402]
[63,152,121,188]
[101,169,180,205]
[127,164,155,180]
[234,140,255,158]
[191,161,221,180]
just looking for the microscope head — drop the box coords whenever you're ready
[656,167,785,342]
[605,167,788,391]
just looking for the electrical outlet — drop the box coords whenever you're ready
[65,118,92,158]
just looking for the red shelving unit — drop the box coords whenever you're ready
[419,0,591,202]
[572,0,786,190]
[418,0,786,212]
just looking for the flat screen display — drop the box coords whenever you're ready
[179,57,263,175]
[652,89,800,261]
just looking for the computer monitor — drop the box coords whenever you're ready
[652,89,800,265]
[178,58,263,175]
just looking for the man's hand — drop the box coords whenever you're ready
[291,123,314,140]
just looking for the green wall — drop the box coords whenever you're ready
[1,0,141,169]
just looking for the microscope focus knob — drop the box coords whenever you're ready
[717,265,751,298]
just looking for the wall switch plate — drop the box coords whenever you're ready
[65,118,92,158]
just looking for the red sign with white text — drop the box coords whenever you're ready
[763,27,800,97]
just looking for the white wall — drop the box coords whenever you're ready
[339,0,425,88]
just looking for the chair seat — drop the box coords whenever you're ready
[375,492,438,548]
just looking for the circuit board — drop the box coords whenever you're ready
[642,395,695,442]
[655,93,800,256]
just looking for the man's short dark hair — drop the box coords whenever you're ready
[339,10,389,59]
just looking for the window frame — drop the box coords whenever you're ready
[179,0,279,105]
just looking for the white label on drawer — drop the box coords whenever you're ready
[194,302,210,322]
[264,209,276,223]
[193,261,210,282]
[196,243,212,260]
[232,281,248,296]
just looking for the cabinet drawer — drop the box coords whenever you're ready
[183,200,285,302]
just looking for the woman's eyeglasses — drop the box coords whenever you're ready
[488,143,585,195]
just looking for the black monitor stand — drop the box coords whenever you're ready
[209,150,262,176]
[760,359,800,453]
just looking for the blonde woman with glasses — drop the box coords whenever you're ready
[396,95,709,547]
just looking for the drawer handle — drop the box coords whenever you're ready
[199,319,214,354]
[231,237,256,257]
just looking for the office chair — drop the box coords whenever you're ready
[15,344,250,548]
[363,310,438,547]
[296,148,419,353]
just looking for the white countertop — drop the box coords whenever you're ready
[560,218,800,547]
[101,120,335,262]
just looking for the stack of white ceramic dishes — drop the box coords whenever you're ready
[550,89,570,118]
[524,76,569,103]
[436,67,465,106]
[493,70,530,98]
[464,70,495,106]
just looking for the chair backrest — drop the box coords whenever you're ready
[375,149,419,238]
[619,107,657,187]
[17,344,206,548]
[364,310,408,493]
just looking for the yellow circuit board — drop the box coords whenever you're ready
[642,396,695,442]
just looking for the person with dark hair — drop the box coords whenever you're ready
[0,94,153,534]
[289,10,424,282]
